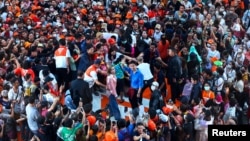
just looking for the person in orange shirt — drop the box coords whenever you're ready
[202,82,215,105]
[157,34,170,62]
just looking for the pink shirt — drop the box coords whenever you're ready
[106,74,117,96]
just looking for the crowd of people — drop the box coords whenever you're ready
[0,0,249,141]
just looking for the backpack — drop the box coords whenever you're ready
[120,129,131,141]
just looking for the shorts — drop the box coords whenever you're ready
[116,78,125,95]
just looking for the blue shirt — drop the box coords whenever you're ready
[118,123,135,141]
[125,67,144,89]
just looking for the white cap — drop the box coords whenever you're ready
[159,114,169,122]
[152,81,159,87]
[62,29,67,33]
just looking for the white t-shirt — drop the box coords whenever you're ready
[84,71,98,88]
[231,23,241,32]
[153,32,163,42]
[54,47,71,68]
[182,1,192,9]
[39,70,58,88]
[26,104,39,131]
[234,80,244,93]
[105,52,122,65]
[137,63,153,80]
[102,32,119,41]
[207,48,220,60]
[43,93,55,103]
[8,86,23,101]
[214,77,224,91]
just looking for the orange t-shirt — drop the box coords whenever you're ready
[202,90,215,104]
[158,40,169,60]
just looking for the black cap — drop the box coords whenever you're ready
[94,59,101,65]
[85,35,92,40]
[44,76,53,83]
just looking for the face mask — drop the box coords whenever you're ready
[79,4,83,8]
[203,11,207,15]
[28,25,31,29]
[73,11,77,14]
[16,39,20,44]
[89,21,93,25]
[50,8,54,12]
[204,86,210,91]
[122,40,127,44]
[155,29,160,33]
[36,34,40,38]
[151,85,156,91]
[207,44,211,48]
[227,64,232,69]
[53,34,57,37]
[74,24,79,27]
[238,49,242,53]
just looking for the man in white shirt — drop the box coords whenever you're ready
[206,42,220,61]
[26,96,40,135]
[53,39,71,89]
[137,57,154,96]
[190,7,204,22]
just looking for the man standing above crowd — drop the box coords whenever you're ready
[167,47,182,103]
[54,39,71,90]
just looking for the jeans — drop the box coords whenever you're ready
[108,94,121,120]
[65,95,77,110]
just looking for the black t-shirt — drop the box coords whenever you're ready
[0,98,11,109]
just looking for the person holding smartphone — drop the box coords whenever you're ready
[133,122,150,141]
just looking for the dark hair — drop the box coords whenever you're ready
[63,118,73,128]
[77,71,84,77]
[136,122,144,127]
[89,135,98,141]
[37,116,45,125]
[236,71,243,80]
[229,98,237,107]
[128,60,138,65]
[216,67,224,75]
[108,47,117,61]
[117,118,126,129]
[22,60,31,69]
[204,69,212,76]
[83,103,92,114]
[91,125,99,135]
[59,39,66,46]
[191,74,199,81]
[29,96,36,104]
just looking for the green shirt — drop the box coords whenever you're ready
[57,123,83,141]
